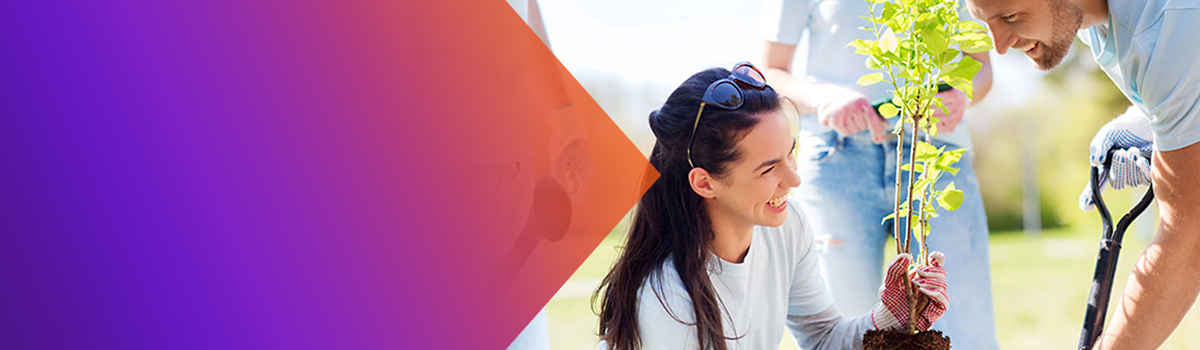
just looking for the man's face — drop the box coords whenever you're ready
[966,0,1084,70]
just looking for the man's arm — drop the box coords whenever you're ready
[964,51,992,104]
[1096,141,1200,350]
[762,40,818,115]
[763,41,873,116]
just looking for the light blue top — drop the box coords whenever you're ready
[1078,0,1200,151]
[762,0,979,147]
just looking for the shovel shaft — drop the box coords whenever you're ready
[1078,154,1156,350]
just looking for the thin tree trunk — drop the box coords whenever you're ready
[893,127,906,255]
[905,117,921,333]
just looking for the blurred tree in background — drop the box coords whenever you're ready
[970,43,1130,232]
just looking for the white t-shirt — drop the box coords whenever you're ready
[761,0,980,147]
[1077,0,1200,151]
[509,307,550,350]
[633,199,835,349]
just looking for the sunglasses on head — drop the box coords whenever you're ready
[688,61,768,168]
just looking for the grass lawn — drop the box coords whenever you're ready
[545,213,1200,349]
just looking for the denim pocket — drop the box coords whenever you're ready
[802,131,840,164]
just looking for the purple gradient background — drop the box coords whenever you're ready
[0,0,611,348]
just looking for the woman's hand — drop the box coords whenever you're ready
[871,252,949,331]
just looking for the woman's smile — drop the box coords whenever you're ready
[766,193,788,212]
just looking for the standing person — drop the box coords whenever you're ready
[964,0,1200,348]
[595,64,950,350]
[759,0,999,349]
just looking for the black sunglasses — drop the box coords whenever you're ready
[687,61,768,168]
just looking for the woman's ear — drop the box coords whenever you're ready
[688,168,719,199]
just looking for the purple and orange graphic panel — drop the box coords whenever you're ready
[0,0,655,348]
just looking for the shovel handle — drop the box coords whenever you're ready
[1078,150,1156,350]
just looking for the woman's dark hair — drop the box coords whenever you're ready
[594,68,781,350]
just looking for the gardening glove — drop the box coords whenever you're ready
[871,252,949,331]
[1079,106,1155,211]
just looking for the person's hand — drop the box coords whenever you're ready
[871,252,948,331]
[816,87,889,143]
[931,88,968,133]
[548,103,592,204]
[1079,106,1154,211]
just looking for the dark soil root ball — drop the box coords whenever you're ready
[862,329,950,350]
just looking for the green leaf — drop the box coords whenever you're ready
[882,2,901,22]
[882,50,902,63]
[881,207,910,225]
[922,29,948,55]
[915,141,939,162]
[880,28,899,53]
[940,148,966,165]
[948,56,982,81]
[937,49,961,66]
[857,72,884,86]
[915,13,938,32]
[878,102,900,118]
[937,183,964,210]
[933,163,961,176]
[913,176,936,193]
[928,97,945,115]
[847,39,873,53]
[901,162,925,173]
[951,32,988,44]
[944,76,974,100]
[956,20,987,33]
[866,56,882,69]
[961,35,994,53]
[859,15,886,24]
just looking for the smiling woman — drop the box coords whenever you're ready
[592,63,951,350]
[593,65,790,350]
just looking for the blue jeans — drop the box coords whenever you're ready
[795,130,998,350]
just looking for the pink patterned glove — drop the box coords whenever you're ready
[871,252,949,331]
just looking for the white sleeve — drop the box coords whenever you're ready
[787,200,836,316]
[1138,8,1200,151]
[786,305,873,350]
[761,0,814,45]
[635,271,703,349]
[507,308,550,350]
